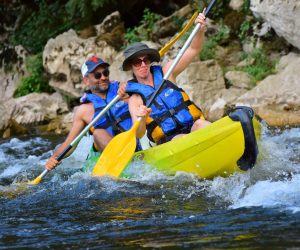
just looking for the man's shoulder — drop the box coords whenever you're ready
[110,80,119,85]
[75,103,93,114]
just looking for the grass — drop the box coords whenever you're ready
[238,49,276,83]
[200,23,231,61]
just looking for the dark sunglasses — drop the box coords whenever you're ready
[131,57,151,67]
[94,69,110,79]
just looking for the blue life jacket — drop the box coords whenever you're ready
[81,81,132,136]
[126,65,203,143]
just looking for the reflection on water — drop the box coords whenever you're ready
[0,125,300,248]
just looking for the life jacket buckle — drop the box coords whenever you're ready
[169,108,176,115]
[115,117,122,124]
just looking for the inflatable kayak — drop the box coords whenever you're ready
[85,106,260,179]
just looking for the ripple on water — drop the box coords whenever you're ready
[0,128,300,248]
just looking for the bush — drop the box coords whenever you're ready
[241,0,251,14]
[124,8,161,45]
[14,53,54,97]
[200,23,230,60]
[238,19,253,43]
[65,0,112,26]
[191,0,231,20]
[239,49,276,83]
[9,0,115,54]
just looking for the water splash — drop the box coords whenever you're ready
[0,163,25,178]
[230,174,300,213]
[1,129,300,249]
[205,124,300,212]
[1,125,300,213]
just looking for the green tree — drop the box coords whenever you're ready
[10,1,76,54]
[14,53,54,97]
[9,0,114,54]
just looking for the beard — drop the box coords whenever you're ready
[90,84,109,93]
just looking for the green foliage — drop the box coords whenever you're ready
[171,15,185,30]
[124,27,141,44]
[124,8,161,44]
[9,0,115,54]
[241,0,251,14]
[65,0,111,22]
[238,20,252,43]
[14,53,54,97]
[10,1,74,54]
[191,0,231,20]
[200,24,230,60]
[66,0,90,18]
[239,49,276,82]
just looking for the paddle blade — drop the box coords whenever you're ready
[92,120,140,177]
[159,12,197,57]
[28,176,42,185]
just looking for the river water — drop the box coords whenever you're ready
[0,124,299,249]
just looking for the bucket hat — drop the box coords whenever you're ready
[122,42,160,71]
[81,56,110,77]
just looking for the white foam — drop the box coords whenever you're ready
[230,174,300,213]
[205,126,300,213]
[0,150,6,163]
[0,164,24,177]
[124,160,168,182]
[206,172,251,204]
[67,135,93,162]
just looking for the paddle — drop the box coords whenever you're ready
[29,95,120,185]
[159,11,198,57]
[92,0,217,178]
[29,14,197,185]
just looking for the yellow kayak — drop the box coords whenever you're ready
[87,106,260,179]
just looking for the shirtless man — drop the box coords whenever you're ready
[45,56,130,170]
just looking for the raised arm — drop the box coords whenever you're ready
[163,12,206,82]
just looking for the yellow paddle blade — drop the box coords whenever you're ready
[92,120,141,177]
[28,176,42,185]
[159,11,198,57]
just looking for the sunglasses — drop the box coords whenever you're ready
[131,57,151,67]
[93,69,110,79]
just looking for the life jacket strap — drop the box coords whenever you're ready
[99,111,131,134]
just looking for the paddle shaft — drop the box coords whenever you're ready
[32,14,200,182]
[31,95,120,183]
[147,0,217,108]
[35,21,193,182]
[92,0,217,178]
[34,22,193,182]
[57,95,120,161]
[38,19,197,180]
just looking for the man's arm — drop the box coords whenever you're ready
[163,12,206,82]
[118,82,130,103]
[45,105,89,170]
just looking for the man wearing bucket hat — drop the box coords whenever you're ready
[123,13,211,145]
[45,56,137,170]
